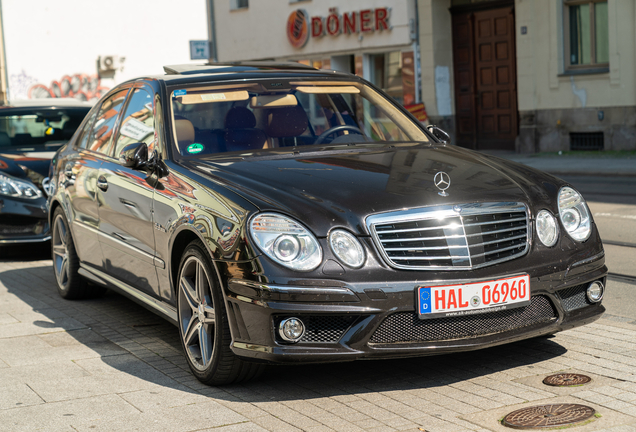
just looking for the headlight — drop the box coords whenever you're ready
[536,210,558,247]
[250,213,322,271]
[558,187,591,241]
[329,229,365,268]
[0,175,43,199]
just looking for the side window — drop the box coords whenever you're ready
[112,88,155,159]
[75,110,98,149]
[87,89,129,154]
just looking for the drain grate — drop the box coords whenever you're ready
[502,404,595,429]
[543,373,591,387]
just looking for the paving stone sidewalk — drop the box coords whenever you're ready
[0,256,635,432]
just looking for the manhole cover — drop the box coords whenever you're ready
[543,373,592,387]
[502,404,596,429]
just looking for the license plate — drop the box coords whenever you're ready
[417,274,530,319]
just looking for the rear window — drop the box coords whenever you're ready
[0,108,90,151]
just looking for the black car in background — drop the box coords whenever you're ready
[48,63,606,385]
[0,99,91,244]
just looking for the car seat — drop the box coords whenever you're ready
[265,105,309,147]
[224,107,267,151]
[175,118,195,154]
[0,132,10,147]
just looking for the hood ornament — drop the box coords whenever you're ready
[434,171,451,197]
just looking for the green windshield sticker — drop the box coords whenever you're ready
[186,143,204,154]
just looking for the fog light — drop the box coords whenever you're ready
[586,281,604,303]
[279,317,305,343]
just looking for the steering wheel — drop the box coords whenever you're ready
[315,125,363,145]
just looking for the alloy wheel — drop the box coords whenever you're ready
[52,214,70,289]
[178,256,216,371]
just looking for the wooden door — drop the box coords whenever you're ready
[452,6,518,150]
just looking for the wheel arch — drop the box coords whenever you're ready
[170,229,201,294]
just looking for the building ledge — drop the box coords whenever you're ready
[558,68,609,77]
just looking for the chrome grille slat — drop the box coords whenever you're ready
[472,233,527,247]
[463,216,527,227]
[391,255,470,261]
[466,226,525,237]
[376,224,458,234]
[366,202,529,271]
[384,245,471,251]
[470,244,527,259]
[380,234,465,243]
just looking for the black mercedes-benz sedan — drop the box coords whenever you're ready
[48,63,606,385]
[0,99,91,245]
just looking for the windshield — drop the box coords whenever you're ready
[170,81,428,156]
[0,109,89,152]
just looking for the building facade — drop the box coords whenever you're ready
[212,0,635,153]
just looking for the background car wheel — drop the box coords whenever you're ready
[177,240,264,385]
[51,207,105,299]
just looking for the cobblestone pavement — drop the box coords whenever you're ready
[0,254,635,432]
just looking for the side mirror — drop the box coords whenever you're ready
[426,125,451,144]
[119,142,148,170]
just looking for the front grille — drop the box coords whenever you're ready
[275,315,357,344]
[367,202,529,270]
[369,295,557,344]
[557,284,591,311]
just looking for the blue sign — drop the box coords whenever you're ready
[174,89,187,96]
[190,40,210,60]
[419,287,431,314]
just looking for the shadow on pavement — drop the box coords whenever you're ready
[1,264,568,402]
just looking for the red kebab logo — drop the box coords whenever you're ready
[287,9,310,48]
[286,7,391,48]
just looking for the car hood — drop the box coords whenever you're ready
[182,144,562,236]
[0,151,54,178]
[0,151,55,191]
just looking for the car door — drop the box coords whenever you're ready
[63,89,130,268]
[96,85,160,296]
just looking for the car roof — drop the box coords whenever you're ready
[135,62,359,86]
[1,98,94,109]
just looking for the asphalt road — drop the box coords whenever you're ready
[561,175,636,322]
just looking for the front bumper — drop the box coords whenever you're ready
[224,253,607,364]
[0,196,49,244]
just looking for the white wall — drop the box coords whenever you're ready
[3,0,208,100]
[213,0,414,61]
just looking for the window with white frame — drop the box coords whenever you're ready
[563,0,609,71]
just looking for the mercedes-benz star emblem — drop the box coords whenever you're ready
[434,171,451,197]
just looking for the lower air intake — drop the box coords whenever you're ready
[369,295,557,344]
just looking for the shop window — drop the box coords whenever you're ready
[369,52,404,105]
[564,0,609,71]
[230,0,248,10]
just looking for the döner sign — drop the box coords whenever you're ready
[286,7,391,48]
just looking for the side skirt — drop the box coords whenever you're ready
[79,264,178,326]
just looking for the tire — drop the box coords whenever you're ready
[177,240,264,385]
[51,207,105,299]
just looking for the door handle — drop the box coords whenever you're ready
[96,175,108,192]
